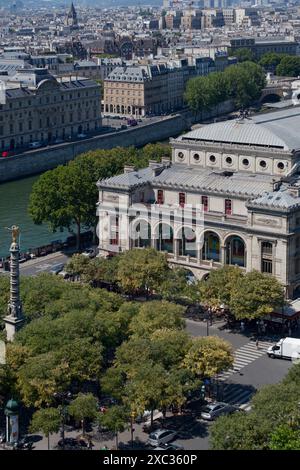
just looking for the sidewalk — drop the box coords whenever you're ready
[27,420,151,451]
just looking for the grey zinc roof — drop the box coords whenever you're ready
[98,164,273,197]
[180,108,300,151]
[153,165,273,197]
[248,186,300,210]
[98,167,156,189]
[106,66,149,83]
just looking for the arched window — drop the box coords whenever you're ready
[202,232,220,262]
[226,236,246,267]
[133,221,151,248]
[156,223,173,254]
[178,227,197,258]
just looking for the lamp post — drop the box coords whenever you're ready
[206,307,212,336]
[130,411,135,448]
[53,391,72,450]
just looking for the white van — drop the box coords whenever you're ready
[267,337,300,360]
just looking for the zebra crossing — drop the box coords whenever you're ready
[217,340,272,383]
[214,340,273,410]
[221,383,255,411]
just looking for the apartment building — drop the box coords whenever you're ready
[0,68,101,151]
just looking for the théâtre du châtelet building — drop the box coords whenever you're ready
[97,107,300,300]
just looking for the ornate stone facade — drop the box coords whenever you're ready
[97,108,300,299]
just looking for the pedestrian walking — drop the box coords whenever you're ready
[240,321,245,332]
[255,338,259,350]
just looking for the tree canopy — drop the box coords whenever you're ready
[185,61,266,113]
[28,143,170,249]
[210,361,300,450]
[229,270,285,320]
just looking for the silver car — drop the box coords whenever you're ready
[200,402,236,421]
[147,429,177,447]
[154,442,184,451]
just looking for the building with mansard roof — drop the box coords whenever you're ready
[97,107,300,299]
[0,68,101,152]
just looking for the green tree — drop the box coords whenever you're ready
[117,248,169,297]
[198,266,243,309]
[68,393,98,435]
[28,159,97,250]
[224,61,266,108]
[210,376,300,450]
[129,301,185,337]
[182,336,234,378]
[269,425,300,450]
[229,270,285,320]
[29,144,170,250]
[185,61,265,112]
[259,52,283,70]
[98,405,129,449]
[276,56,300,77]
[29,407,61,450]
[233,48,255,63]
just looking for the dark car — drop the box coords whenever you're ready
[57,437,88,450]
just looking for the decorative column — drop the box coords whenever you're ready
[4,226,25,342]
[220,244,226,266]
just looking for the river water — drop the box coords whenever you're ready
[0,175,68,258]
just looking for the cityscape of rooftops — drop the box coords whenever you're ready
[1,0,300,459]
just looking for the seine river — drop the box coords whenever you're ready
[0,175,68,258]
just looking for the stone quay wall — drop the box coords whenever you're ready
[0,101,234,183]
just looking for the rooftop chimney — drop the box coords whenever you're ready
[148,160,159,168]
[124,165,136,174]
[161,156,171,166]
[288,185,300,198]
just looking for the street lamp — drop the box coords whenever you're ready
[53,391,72,450]
[130,411,136,449]
[205,307,212,336]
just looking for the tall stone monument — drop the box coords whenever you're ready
[4,226,24,341]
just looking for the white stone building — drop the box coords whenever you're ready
[97,108,300,299]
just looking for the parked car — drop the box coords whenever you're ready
[1,151,10,157]
[147,429,177,447]
[154,442,184,451]
[200,402,236,421]
[49,263,65,275]
[127,118,137,126]
[58,270,70,279]
[81,248,97,258]
[28,141,42,149]
[53,138,65,144]
[77,133,87,139]
[135,410,151,423]
[57,437,87,450]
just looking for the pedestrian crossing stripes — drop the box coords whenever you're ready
[217,340,272,382]
[221,383,255,410]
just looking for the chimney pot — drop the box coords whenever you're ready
[124,165,136,174]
